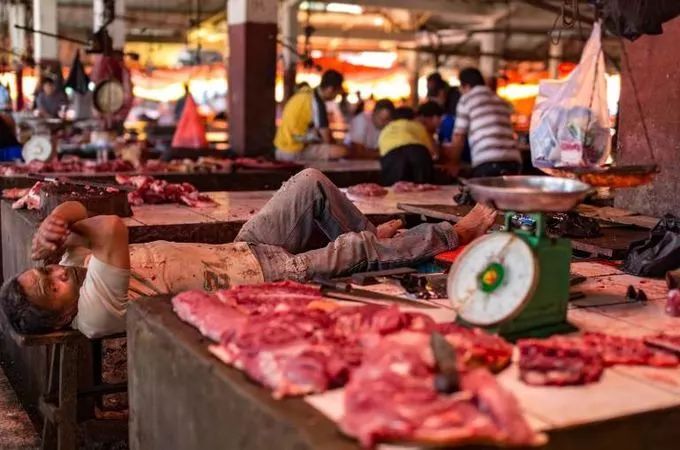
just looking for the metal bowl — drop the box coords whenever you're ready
[463,176,592,212]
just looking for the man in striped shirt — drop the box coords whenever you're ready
[448,68,522,177]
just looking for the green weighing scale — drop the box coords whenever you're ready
[447,176,592,340]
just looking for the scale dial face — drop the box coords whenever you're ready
[94,80,125,114]
[447,232,538,327]
[22,136,54,162]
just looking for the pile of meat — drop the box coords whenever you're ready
[115,175,217,208]
[347,183,388,197]
[392,181,442,193]
[518,332,679,386]
[233,157,301,171]
[141,157,233,173]
[172,282,545,448]
[0,157,135,175]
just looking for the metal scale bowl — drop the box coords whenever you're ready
[447,176,592,340]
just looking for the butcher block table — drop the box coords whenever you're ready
[0,186,458,420]
[128,261,680,450]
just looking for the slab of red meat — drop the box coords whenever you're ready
[347,183,388,197]
[172,290,247,342]
[581,332,679,367]
[11,181,44,210]
[518,337,604,386]
[216,281,322,315]
[644,334,680,355]
[392,181,441,193]
[438,323,513,373]
[340,332,542,449]
[517,332,679,387]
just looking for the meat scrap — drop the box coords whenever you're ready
[2,187,30,200]
[11,182,44,210]
[517,332,679,387]
[518,338,604,386]
[347,183,388,197]
[115,174,217,207]
[392,181,442,193]
[340,332,544,448]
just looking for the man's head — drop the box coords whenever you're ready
[426,72,444,96]
[371,99,395,130]
[392,106,415,121]
[458,67,486,94]
[41,78,56,96]
[318,70,344,101]
[416,101,444,134]
[1,264,85,333]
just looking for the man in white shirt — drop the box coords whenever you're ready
[345,99,395,158]
[0,169,496,338]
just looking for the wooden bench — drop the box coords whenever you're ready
[2,309,126,450]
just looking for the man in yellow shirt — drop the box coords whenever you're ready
[274,70,347,161]
[378,101,443,185]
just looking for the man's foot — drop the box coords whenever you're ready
[377,219,404,239]
[453,203,497,245]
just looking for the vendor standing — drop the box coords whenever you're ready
[35,78,68,119]
[447,68,521,177]
[274,70,347,161]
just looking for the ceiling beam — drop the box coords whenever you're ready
[311,26,414,42]
[315,0,503,17]
[517,0,595,25]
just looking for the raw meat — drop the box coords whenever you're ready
[582,332,679,367]
[11,181,44,210]
[518,337,604,386]
[233,157,301,170]
[0,157,135,175]
[347,183,388,197]
[172,290,247,342]
[644,334,680,355]
[392,181,441,193]
[517,332,679,386]
[665,289,680,317]
[340,332,543,448]
[2,187,30,200]
[115,174,217,207]
[177,282,515,402]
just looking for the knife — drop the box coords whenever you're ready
[431,332,460,394]
[314,277,450,310]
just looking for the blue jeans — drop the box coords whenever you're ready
[235,169,459,281]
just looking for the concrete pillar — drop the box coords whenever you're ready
[477,22,501,80]
[548,41,563,79]
[280,0,300,102]
[32,0,59,64]
[227,0,278,156]
[94,0,126,51]
[8,2,27,110]
[614,16,680,217]
[8,2,27,60]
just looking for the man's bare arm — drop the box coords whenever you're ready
[31,201,129,269]
[319,128,334,144]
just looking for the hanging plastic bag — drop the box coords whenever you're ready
[530,22,611,169]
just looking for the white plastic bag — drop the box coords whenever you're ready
[530,22,611,168]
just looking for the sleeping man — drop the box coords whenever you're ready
[0,169,496,338]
